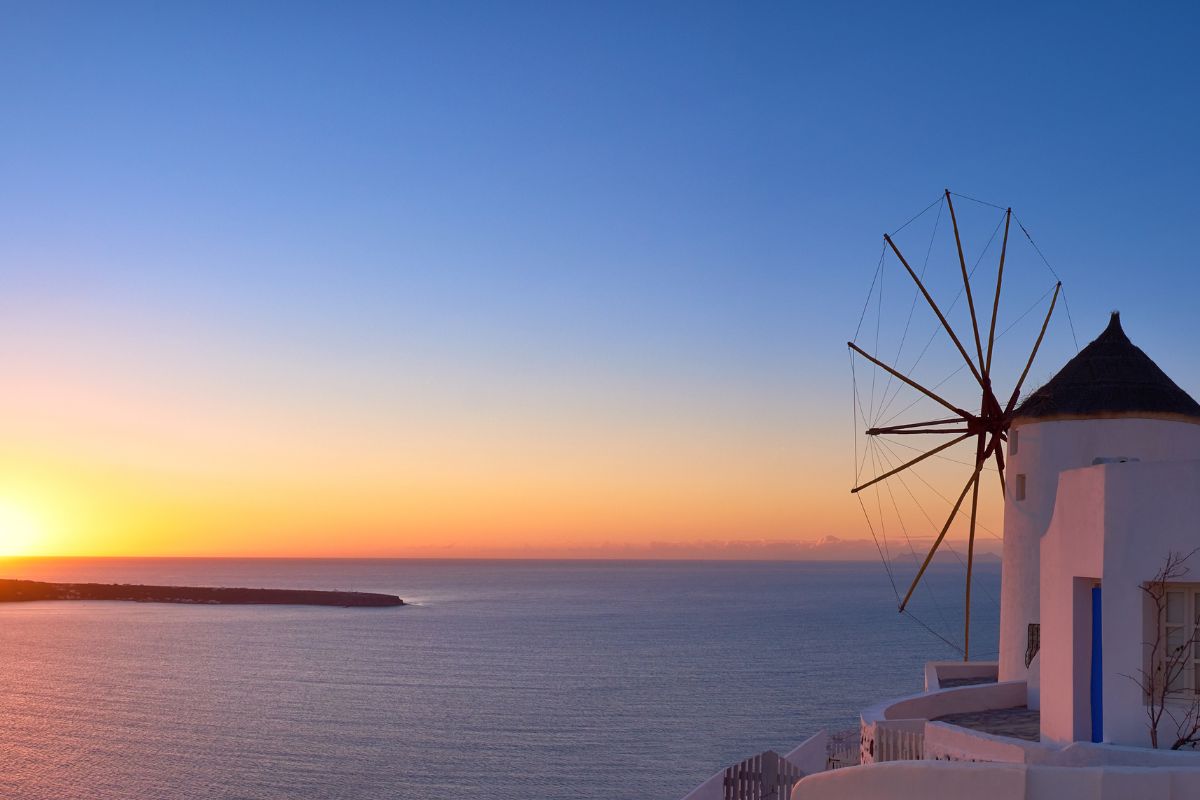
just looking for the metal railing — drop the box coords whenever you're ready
[825,727,861,770]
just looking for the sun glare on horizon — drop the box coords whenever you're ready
[0,498,47,557]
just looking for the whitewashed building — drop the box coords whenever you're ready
[682,314,1200,799]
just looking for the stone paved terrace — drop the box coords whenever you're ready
[931,705,1040,742]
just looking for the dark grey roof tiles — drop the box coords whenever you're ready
[1014,312,1200,421]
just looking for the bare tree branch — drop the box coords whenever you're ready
[1123,549,1200,748]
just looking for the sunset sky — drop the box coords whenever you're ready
[4,3,1200,557]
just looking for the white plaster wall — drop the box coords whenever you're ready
[874,681,1027,722]
[1038,459,1200,747]
[921,719,1200,769]
[792,761,1026,800]
[783,731,829,778]
[924,718,1200,768]
[1098,459,1200,747]
[1038,467,1105,744]
[790,761,1200,800]
[1000,418,1200,691]
[1052,741,1200,768]
[925,660,999,691]
[860,681,1025,764]
[923,720,1043,763]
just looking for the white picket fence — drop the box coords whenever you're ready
[722,750,804,800]
[873,727,923,762]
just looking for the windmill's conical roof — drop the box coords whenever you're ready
[1014,312,1200,422]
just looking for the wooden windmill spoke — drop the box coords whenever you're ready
[884,234,986,388]
[979,431,1004,481]
[1005,282,1062,415]
[983,209,1012,377]
[898,432,1002,613]
[946,190,987,372]
[963,436,985,661]
[868,416,963,432]
[898,464,981,613]
[847,342,975,420]
[993,446,1007,496]
[851,432,973,494]
[869,427,970,436]
[867,416,971,436]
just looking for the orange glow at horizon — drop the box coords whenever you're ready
[1,310,1004,559]
[3,448,842,557]
[2,434,1001,558]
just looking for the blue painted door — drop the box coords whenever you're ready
[1090,585,1103,743]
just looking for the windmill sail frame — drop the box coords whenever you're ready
[848,190,1063,661]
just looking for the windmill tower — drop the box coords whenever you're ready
[1001,312,1200,707]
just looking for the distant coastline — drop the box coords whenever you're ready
[0,579,403,607]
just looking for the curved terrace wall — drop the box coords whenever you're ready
[791,760,1200,800]
[859,681,1027,764]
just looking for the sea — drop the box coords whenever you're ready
[0,558,1000,800]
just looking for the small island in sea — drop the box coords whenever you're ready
[0,579,403,607]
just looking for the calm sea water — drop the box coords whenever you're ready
[0,558,999,800]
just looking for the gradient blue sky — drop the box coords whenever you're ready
[2,2,1199,555]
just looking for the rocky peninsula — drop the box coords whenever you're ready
[0,578,403,607]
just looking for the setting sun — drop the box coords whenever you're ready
[0,498,45,557]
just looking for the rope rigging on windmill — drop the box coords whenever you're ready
[848,190,1078,661]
